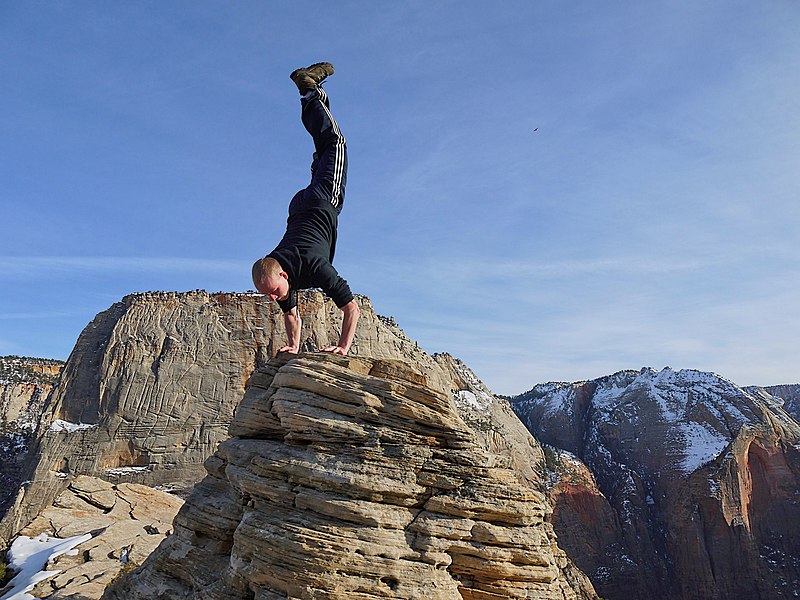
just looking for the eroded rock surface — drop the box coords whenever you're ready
[1,356,63,520]
[104,353,596,600]
[7,475,182,599]
[0,357,62,425]
[435,353,547,492]
[0,291,468,546]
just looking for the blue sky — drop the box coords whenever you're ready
[1,2,798,395]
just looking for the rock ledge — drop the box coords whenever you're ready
[104,353,595,599]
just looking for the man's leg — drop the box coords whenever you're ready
[296,83,347,212]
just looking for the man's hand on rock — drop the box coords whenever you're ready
[322,345,347,356]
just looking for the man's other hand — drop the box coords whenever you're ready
[322,345,347,356]
[277,345,299,354]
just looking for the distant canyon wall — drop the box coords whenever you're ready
[513,368,800,600]
[0,356,63,519]
[0,356,62,425]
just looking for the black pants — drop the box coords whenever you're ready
[289,87,347,216]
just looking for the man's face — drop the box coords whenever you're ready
[257,273,290,302]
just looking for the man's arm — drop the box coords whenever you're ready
[322,299,360,355]
[278,306,302,353]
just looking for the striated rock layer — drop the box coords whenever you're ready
[104,353,596,600]
[11,475,183,600]
[0,291,460,545]
[0,356,63,520]
[513,368,800,600]
[1,290,548,559]
[0,356,62,425]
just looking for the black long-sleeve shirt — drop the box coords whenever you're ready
[268,197,353,313]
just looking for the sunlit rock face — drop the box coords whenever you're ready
[103,353,597,600]
[0,290,556,593]
[0,356,63,519]
[513,368,800,600]
[0,289,463,544]
[0,356,62,425]
[13,475,183,600]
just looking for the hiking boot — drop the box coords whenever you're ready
[290,62,335,94]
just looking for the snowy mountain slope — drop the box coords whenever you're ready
[515,367,795,477]
[760,383,800,423]
[512,367,800,600]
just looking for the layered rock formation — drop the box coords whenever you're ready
[0,290,463,546]
[2,475,183,599]
[0,356,63,520]
[0,356,62,426]
[512,368,800,599]
[104,353,596,599]
[1,286,552,600]
[435,353,548,492]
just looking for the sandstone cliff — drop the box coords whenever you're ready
[0,291,434,544]
[512,368,800,599]
[1,290,549,565]
[0,356,62,426]
[537,447,626,597]
[104,352,596,599]
[0,356,63,520]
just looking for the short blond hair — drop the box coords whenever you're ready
[252,256,282,288]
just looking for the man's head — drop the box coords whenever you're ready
[252,257,290,302]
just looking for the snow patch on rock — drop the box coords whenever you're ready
[450,359,494,412]
[453,390,491,411]
[105,466,150,476]
[678,421,729,473]
[48,420,98,433]
[1,532,92,600]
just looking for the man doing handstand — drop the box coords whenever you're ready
[252,62,360,355]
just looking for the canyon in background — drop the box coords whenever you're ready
[1,291,798,599]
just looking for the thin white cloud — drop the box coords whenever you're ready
[352,254,731,298]
[443,276,799,394]
[369,250,799,395]
[0,256,244,279]
[0,310,86,320]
